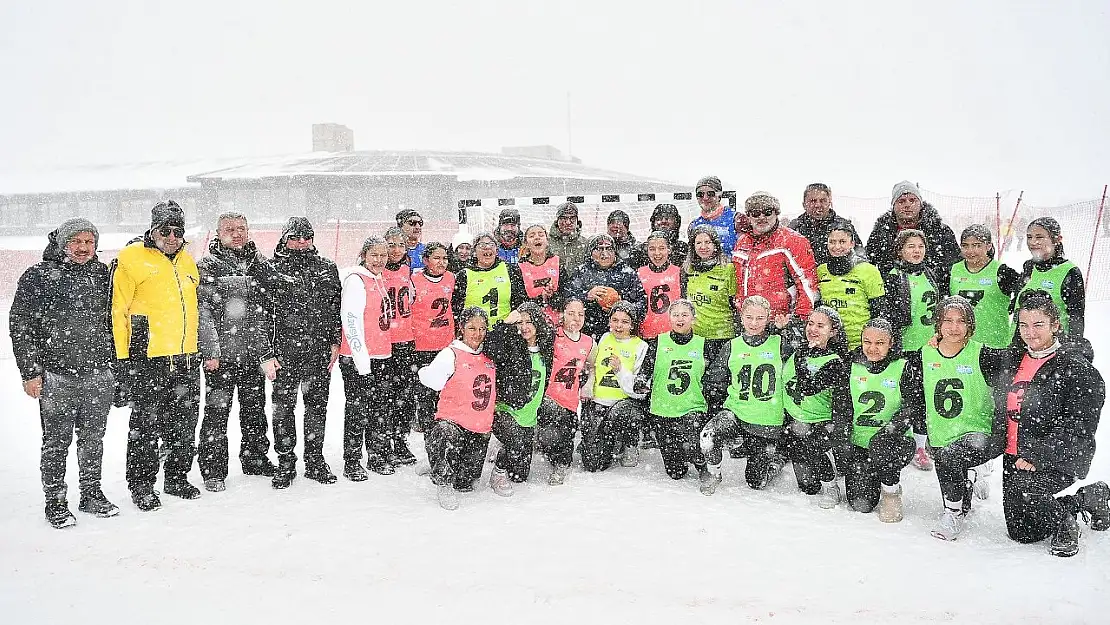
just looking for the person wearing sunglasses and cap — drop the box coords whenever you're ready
[689,175,738,255]
[396,209,426,270]
[732,192,819,344]
[268,216,343,488]
[495,208,522,264]
[111,200,203,511]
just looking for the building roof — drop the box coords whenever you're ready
[0,156,274,196]
[185,150,682,186]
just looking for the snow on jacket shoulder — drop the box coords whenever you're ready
[731,224,819,319]
[9,232,114,380]
[270,245,342,358]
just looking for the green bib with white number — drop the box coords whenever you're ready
[1015,260,1076,334]
[783,353,839,423]
[649,332,707,418]
[463,263,512,327]
[496,351,546,427]
[902,271,938,351]
[921,342,994,448]
[950,260,1011,348]
[723,334,785,426]
[593,333,643,402]
[849,360,907,448]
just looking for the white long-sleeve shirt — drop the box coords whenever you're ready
[418,339,483,391]
[340,265,389,375]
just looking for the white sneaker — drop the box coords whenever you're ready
[818,480,841,509]
[930,509,963,541]
[970,463,992,500]
[876,486,904,523]
[699,465,723,496]
[620,446,640,468]
[489,468,514,497]
[437,484,459,511]
[548,465,568,486]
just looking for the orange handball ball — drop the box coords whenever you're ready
[598,287,621,311]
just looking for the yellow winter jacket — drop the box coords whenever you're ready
[112,241,200,358]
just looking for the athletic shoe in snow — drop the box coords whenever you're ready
[242,458,278,477]
[970,463,992,500]
[930,509,963,541]
[1077,481,1110,531]
[413,461,432,477]
[45,500,76,529]
[817,480,840,509]
[78,489,119,518]
[367,455,396,476]
[164,480,201,500]
[131,487,162,512]
[343,461,369,482]
[911,447,934,471]
[203,478,226,493]
[437,484,459,510]
[1049,512,1080,557]
[699,465,723,496]
[389,439,418,466]
[619,445,640,468]
[304,463,338,484]
[548,465,568,486]
[876,486,904,523]
[489,468,514,497]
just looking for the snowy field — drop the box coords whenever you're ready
[1,306,1108,624]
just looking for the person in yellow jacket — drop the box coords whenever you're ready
[111,200,203,511]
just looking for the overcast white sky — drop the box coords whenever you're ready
[0,1,1106,204]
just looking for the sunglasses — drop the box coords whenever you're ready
[159,226,185,238]
[406,219,424,227]
[287,235,312,242]
[746,208,776,218]
[696,191,717,199]
[594,245,614,251]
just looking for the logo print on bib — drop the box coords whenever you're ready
[956,365,974,375]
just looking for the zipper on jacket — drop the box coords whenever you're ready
[172,256,188,355]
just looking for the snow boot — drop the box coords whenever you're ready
[489,468,514,497]
[78,489,119,518]
[548,465,569,486]
[817,480,841,509]
[45,500,76,529]
[620,445,640,468]
[930,508,964,541]
[367,454,396,476]
[130,487,162,512]
[343,460,369,482]
[164,480,201,500]
[699,464,723,496]
[304,461,338,485]
[876,486,904,523]
[242,457,278,477]
[203,478,226,492]
[390,438,418,466]
[272,455,297,490]
[1077,481,1110,531]
[1049,511,1081,557]
[970,462,992,501]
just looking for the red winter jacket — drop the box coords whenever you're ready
[731,224,819,319]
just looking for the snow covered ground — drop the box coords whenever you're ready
[1,306,1108,624]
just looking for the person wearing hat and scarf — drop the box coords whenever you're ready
[630,203,688,269]
[111,200,203,511]
[10,218,118,527]
[196,212,284,493]
[269,216,342,488]
[689,175,737,255]
[606,209,638,264]
[1015,216,1085,341]
[549,202,589,275]
[866,181,961,288]
[567,234,645,340]
[495,208,522,264]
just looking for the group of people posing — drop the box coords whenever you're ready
[9,176,1107,559]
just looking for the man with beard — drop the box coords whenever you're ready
[112,200,202,510]
[607,209,638,264]
[788,183,864,267]
[630,203,688,268]
[269,217,342,488]
[549,202,588,275]
[495,208,522,263]
[11,218,117,527]
[866,181,960,288]
[196,212,283,493]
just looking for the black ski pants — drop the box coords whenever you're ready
[425,419,491,490]
[579,399,645,473]
[537,398,577,469]
[932,432,998,507]
[412,349,439,433]
[782,419,841,495]
[126,354,201,490]
[198,357,271,479]
[700,409,782,490]
[39,369,113,502]
[271,350,332,468]
[844,432,915,512]
[1002,454,1077,544]
[652,412,707,480]
[492,411,535,483]
[385,341,416,443]
[339,356,392,464]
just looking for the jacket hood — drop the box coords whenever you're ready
[650,204,683,237]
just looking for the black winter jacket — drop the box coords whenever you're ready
[991,340,1104,479]
[865,202,961,288]
[484,321,554,411]
[566,259,645,340]
[270,243,342,360]
[788,210,865,267]
[197,240,283,363]
[9,232,114,380]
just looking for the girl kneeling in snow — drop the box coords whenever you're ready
[418,307,497,510]
[536,298,594,485]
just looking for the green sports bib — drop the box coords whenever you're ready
[921,342,994,448]
[649,332,708,417]
[723,334,785,427]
